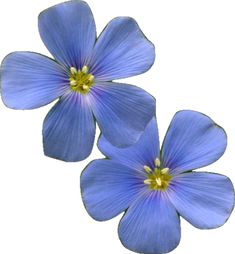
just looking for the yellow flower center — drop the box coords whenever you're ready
[69,66,94,94]
[143,159,171,191]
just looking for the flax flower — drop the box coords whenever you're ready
[1,0,155,161]
[81,111,234,254]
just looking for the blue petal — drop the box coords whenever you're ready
[1,52,68,109]
[161,110,227,175]
[168,172,234,229]
[89,17,155,81]
[98,118,160,169]
[119,191,181,254]
[38,1,96,69]
[81,159,145,221]
[43,92,95,162]
[89,82,156,147]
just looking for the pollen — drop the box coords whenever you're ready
[143,158,171,191]
[69,66,94,94]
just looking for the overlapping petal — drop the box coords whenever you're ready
[81,159,144,221]
[168,172,234,229]
[38,0,96,69]
[89,82,155,148]
[98,118,160,169]
[161,110,227,175]
[43,92,95,162]
[119,191,181,254]
[89,17,155,81]
[1,52,68,109]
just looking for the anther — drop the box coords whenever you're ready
[69,65,94,94]
[88,75,94,82]
[70,80,77,87]
[144,165,152,174]
[70,67,77,75]
[161,168,169,174]
[154,158,161,168]
[144,179,152,185]
[155,178,162,186]
[82,66,88,74]
[82,85,89,91]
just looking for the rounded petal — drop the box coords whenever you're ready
[161,110,227,175]
[98,118,160,169]
[1,52,68,109]
[89,82,156,148]
[81,159,144,221]
[168,172,235,229]
[119,191,181,254]
[43,92,95,162]
[38,0,96,69]
[89,17,155,81]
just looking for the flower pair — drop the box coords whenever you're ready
[0,1,234,254]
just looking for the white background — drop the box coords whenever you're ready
[0,0,235,253]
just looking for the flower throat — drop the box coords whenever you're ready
[69,66,94,94]
[143,158,171,191]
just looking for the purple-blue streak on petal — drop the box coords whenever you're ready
[98,118,160,169]
[38,0,96,69]
[81,159,145,221]
[119,191,181,254]
[1,52,68,109]
[89,17,155,81]
[167,172,235,229]
[161,110,227,175]
[89,82,156,148]
[43,91,95,162]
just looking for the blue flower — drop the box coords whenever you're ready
[0,0,155,162]
[81,110,235,254]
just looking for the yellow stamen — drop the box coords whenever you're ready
[82,65,88,74]
[143,160,171,191]
[70,80,77,87]
[69,66,94,94]
[144,165,152,174]
[155,158,161,167]
[155,178,162,186]
[70,67,77,75]
[82,85,89,91]
[144,179,152,185]
[161,168,169,174]
[88,75,94,82]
